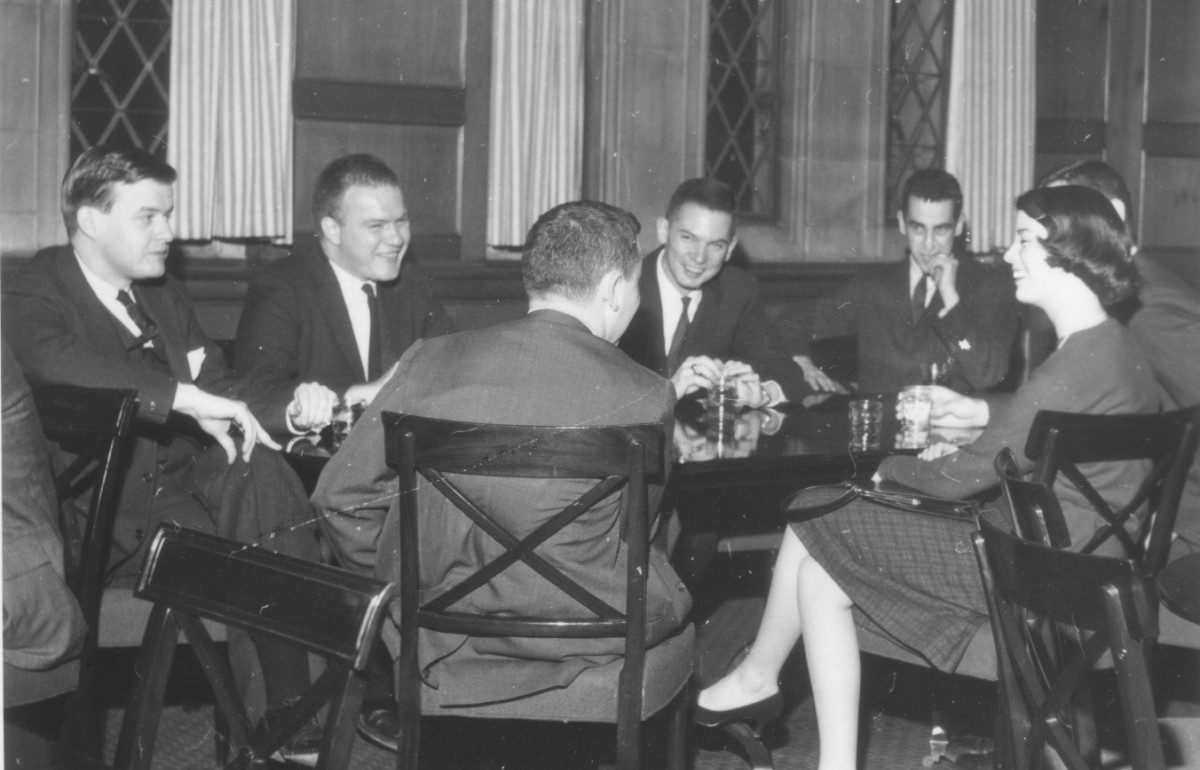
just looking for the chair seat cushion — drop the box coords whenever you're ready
[421,623,694,722]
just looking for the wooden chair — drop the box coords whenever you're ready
[973,516,1200,769]
[1023,406,1200,579]
[113,525,393,770]
[29,384,137,753]
[384,413,694,770]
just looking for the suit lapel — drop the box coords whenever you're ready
[132,284,192,381]
[307,249,368,380]
[54,250,144,359]
[638,254,668,367]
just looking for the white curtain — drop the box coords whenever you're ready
[945,1,1035,253]
[168,0,293,242]
[487,1,583,250]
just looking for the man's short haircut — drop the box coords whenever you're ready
[901,168,963,220]
[1015,185,1137,308]
[665,178,738,232]
[311,154,402,225]
[61,146,177,236]
[1038,159,1134,235]
[522,201,642,302]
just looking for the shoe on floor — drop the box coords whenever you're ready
[356,698,400,753]
[260,701,323,767]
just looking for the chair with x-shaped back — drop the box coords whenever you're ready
[384,413,694,770]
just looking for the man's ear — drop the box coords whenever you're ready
[598,268,622,310]
[319,215,341,245]
[75,205,101,239]
[724,235,739,263]
[656,216,670,246]
[954,216,965,237]
[896,209,908,235]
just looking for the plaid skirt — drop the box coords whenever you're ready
[790,488,997,672]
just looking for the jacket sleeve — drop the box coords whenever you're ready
[233,268,308,433]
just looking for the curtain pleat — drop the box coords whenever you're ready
[946,1,1035,253]
[169,0,293,242]
[487,1,583,250]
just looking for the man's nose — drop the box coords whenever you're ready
[382,223,402,245]
[157,217,175,242]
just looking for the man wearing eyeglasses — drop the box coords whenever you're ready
[3,146,325,762]
[779,169,1019,394]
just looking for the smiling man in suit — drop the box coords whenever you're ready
[235,154,456,434]
[618,178,807,406]
[2,146,323,764]
[781,169,1019,394]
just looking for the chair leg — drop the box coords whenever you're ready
[113,606,180,770]
[665,690,689,770]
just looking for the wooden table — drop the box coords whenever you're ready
[1157,552,1200,626]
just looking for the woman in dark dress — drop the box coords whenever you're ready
[695,186,1159,770]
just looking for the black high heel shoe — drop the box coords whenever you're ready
[693,691,783,735]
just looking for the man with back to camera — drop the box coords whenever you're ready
[618,178,808,408]
[780,169,1019,394]
[313,200,690,718]
[235,153,457,435]
[2,146,324,764]
[1040,159,1200,559]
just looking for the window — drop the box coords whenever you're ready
[705,0,782,220]
[886,0,954,220]
[71,0,172,160]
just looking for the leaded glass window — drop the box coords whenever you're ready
[706,0,782,220]
[71,0,172,161]
[886,0,954,220]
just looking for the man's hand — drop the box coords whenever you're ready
[927,254,961,314]
[287,382,338,433]
[174,383,280,463]
[671,355,722,400]
[344,361,400,407]
[793,355,848,394]
[927,385,989,427]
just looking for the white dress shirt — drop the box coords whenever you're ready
[329,261,376,381]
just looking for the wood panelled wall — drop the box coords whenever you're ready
[1037,0,1200,283]
[292,0,492,261]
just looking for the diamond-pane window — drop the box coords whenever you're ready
[71,0,172,162]
[886,0,954,221]
[706,0,781,220]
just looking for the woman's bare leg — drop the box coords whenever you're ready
[797,549,859,770]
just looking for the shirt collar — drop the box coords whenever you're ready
[74,252,130,300]
[328,259,375,293]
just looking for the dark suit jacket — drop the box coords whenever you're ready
[780,258,1018,394]
[2,246,315,578]
[619,251,807,400]
[313,310,691,705]
[234,240,457,432]
[1130,254,1200,545]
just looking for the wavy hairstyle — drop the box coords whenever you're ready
[61,146,176,236]
[1015,185,1137,308]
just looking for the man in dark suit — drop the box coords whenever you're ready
[782,169,1019,394]
[2,147,322,764]
[235,154,456,434]
[619,178,807,406]
[313,200,690,711]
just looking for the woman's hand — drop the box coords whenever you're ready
[928,385,989,427]
[918,441,960,461]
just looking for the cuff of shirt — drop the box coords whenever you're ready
[762,380,786,408]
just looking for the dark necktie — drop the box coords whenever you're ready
[666,295,691,376]
[362,283,382,381]
[116,289,159,351]
[911,275,928,322]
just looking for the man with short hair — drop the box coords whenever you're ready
[314,200,690,710]
[235,153,456,433]
[619,178,807,407]
[2,146,322,764]
[783,169,1019,394]
[1041,159,1200,557]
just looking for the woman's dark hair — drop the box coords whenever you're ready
[1014,185,1137,308]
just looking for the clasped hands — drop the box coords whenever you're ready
[285,361,400,433]
[671,355,773,408]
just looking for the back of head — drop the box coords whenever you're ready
[522,201,641,301]
[1015,185,1137,308]
[665,178,737,228]
[1038,159,1133,229]
[312,154,401,225]
[901,168,963,219]
[61,146,177,236]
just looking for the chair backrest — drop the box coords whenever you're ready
[383,412,665,640]
[113,525,393,770]
[1023,406,1200,576]
[32,384,137,647]
[994,447,1065,547]
[974,517,1164,770]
